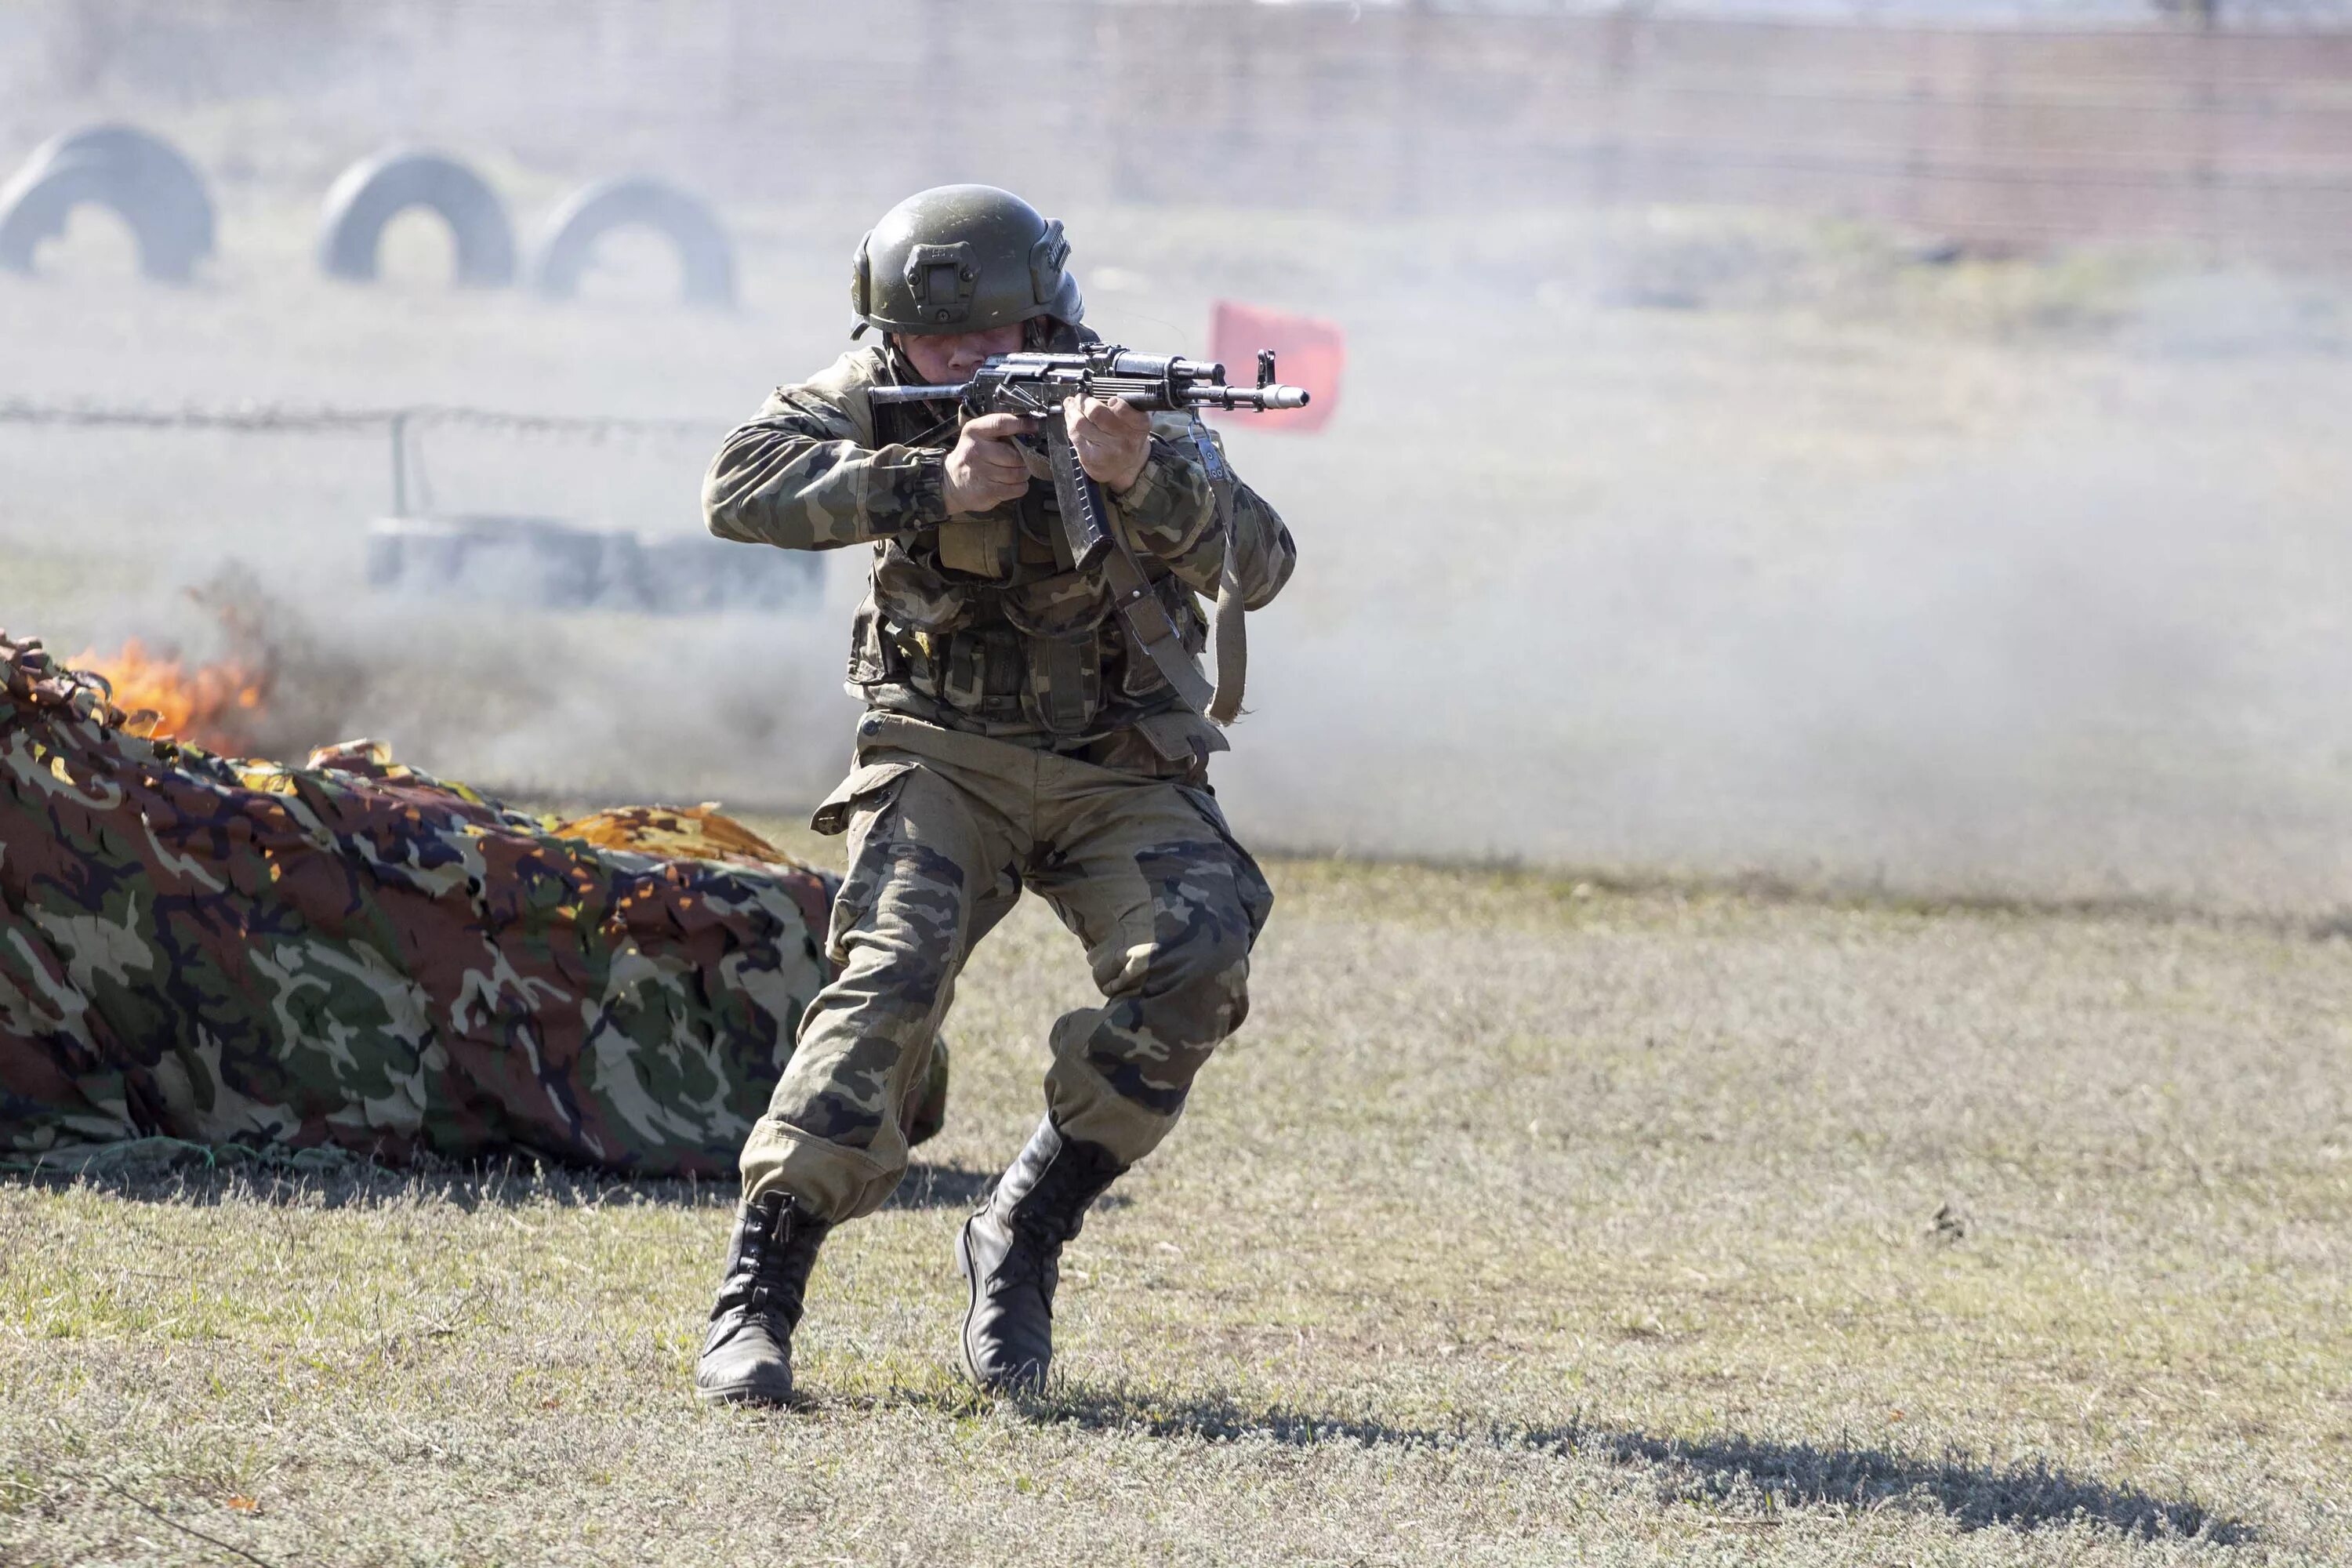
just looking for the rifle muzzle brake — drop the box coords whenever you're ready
[1185,383,1311,411]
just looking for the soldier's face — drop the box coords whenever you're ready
[897,323,1025,384]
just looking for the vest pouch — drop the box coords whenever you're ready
[871,538,979,633]
[844,600,901,686]
[937,626,1026,720]
[1000,564,1115,641]
[1022,628,1104,736]
[936,514,1017,579]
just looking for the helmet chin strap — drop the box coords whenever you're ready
[878,334,922,383]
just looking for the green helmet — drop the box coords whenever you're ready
[849,183,1083,338]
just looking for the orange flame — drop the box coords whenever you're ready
[72,639,266,753]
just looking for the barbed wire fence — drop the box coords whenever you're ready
[0,397,730,532]
[0,398,714,441]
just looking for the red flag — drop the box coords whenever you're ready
[1208,300,1344,435]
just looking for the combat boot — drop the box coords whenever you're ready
[956,1116,1127,1393]
[695,1192,829,1406]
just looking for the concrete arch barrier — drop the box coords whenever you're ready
[531,176,735,308]
[0,122,216,281]
[318,147,516,288]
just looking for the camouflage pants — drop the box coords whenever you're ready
[739,713,1273,1222]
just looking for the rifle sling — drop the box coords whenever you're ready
[1100,540,1218,717]
[1045,426,1218,719]
[1189,415,1247,725]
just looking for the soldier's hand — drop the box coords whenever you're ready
[944,412,1038,516]
[1066,394,1152,493]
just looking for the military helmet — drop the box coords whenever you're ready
[850,184,1083,338]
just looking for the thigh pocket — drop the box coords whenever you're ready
[811,757,917,837]
[817,762,918,969]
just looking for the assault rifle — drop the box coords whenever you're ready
[868,345,1308,571]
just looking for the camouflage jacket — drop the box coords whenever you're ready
[703,339,1297,771]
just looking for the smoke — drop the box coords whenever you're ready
[1226,426,2352,911]
[6,4,2351,916]
[333,604,858,810]
[67,564,863,813]
[1199,254,2352,913]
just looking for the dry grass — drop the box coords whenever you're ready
[5,850,2347,1565]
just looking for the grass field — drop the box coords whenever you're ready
[5,848,2347,1565]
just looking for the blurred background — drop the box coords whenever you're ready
[5,0,2351,912]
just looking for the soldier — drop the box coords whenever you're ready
[693,185,1295,1403]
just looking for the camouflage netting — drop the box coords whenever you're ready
[0,628,942,1177]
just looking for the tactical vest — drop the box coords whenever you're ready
[849,390,1207,739]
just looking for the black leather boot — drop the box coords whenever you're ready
[694,1192,830,1406]
[956,1117,1127,1393]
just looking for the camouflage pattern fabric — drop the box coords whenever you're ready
[738,711,1273,1223]
[703,339,1297,760]
[0,629,958,1176]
